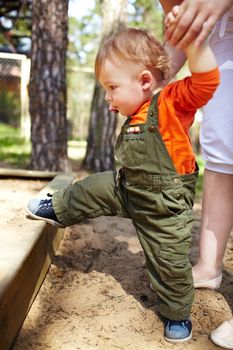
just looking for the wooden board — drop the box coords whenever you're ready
[0,174,74,350]
[0,168,58,179]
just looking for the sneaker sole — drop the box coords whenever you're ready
[164,331,192,343]
[25,204,63,228]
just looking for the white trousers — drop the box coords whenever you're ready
[200,8,233,174]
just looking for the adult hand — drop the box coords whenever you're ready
[165,0,233,48]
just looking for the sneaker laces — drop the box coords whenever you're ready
[39,198,53,209]
[167,319,190,329]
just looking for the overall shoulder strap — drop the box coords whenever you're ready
[147,92,160,127]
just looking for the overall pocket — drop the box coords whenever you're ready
[116,132,146,167]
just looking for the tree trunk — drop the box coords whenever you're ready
[83,0,128,172]
[84,82,118,171]
[29,0,69,172]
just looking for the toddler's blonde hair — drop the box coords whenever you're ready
[95,27,170,84]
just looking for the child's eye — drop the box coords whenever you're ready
[109,85,117,90]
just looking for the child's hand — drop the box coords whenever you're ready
[164,5,180,30]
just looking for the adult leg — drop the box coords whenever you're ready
[193,16,233,287]
[192,170,233,285]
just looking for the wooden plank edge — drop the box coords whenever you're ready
[0,167,66,179]
[0,173,74,350]
[0,225,65,350]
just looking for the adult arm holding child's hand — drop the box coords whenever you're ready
[165,5,218,72]
[160,0,233,48]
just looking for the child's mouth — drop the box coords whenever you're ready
[109,106,119,113]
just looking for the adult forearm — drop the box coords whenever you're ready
[165,42,186,77]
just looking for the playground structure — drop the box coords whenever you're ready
[0,52,94,144]
[0,170,73,350]
[0,52,31,140]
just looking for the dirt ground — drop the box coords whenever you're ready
[4,175,233,350]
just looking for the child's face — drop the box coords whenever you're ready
[99,59,148,117]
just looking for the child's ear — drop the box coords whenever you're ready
[140,70,154,90]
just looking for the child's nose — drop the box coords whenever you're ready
[105,92,111,102]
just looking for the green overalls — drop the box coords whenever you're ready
[53,93,198,320]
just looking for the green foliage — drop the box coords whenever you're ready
[67,0,164,68]
[0,123,30,167]
[0,88,21,127]
[195,155,205,197]
[128,0,164,40]
[67,3,101,67]
[0,124,87,168]
[0,1,32,52]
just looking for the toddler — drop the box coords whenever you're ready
[26,11,219,343]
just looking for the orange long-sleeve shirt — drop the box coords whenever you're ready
[129,67,220,174]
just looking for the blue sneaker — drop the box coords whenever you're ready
[26,194,63,227]
[164,318,192,343]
